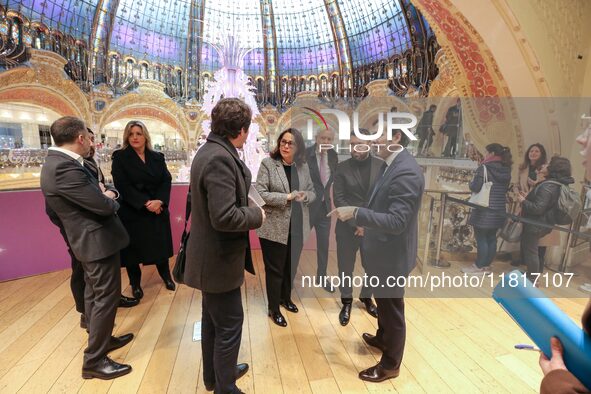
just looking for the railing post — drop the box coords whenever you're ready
[432,192,451,268]
[421,196,435,274]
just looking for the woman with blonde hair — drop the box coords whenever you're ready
[111,120,175,300]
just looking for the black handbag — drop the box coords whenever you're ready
[172,187,191,284]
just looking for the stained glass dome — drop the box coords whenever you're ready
[6,0,422,72]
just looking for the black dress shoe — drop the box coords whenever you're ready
[358,363,400,382]
[107,333,134,353]
[268,310,287,327]
[164,279,176,291]
[360,298,378,318]
[339,304,352,326]
[204,363,250,391]
[80,314,87,330]
[132,286,143,300]
[82,356,132,380]
[362,333,385,352]
[119,295,139,308]
[280,300,299,313]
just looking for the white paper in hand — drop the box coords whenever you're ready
[193,320,202,342]
[248,184,266,208]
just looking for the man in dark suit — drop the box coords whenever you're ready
[332,128,424,382]
[306,128,338,291]
[41,117,134,380]
[417,105,436,155]
[184,98,265,394]
[45,129,138,329]
[441,99,461,157]
[333,130,385,326]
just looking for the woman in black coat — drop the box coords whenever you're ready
[111,120,175,299]
[462,143,512,274]
[517,156,574,281]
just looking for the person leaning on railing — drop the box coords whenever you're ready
[516,156,574,282]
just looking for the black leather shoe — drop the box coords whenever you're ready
[107,333,134,353]
[358,363,400,382]
[164,279,176,291]
[80,314,87,330]
[280,300,299,313]
[119,295,139,308]
[339,304,352,326]
[82,356,132,380]
[268,310,287,327]
[132,286,143,300]
[360,298,378,318]
[362,333,385,352]
[204,363,250,391]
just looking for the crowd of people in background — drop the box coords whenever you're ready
[38,98,591,393]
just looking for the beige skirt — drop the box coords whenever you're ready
[539,229,561,247]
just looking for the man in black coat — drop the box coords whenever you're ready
[306,129,338,291]
[333,130,385,326]
[41,117,134,380]
[331,129,424,382]
[441,99,461,157]
[45,129,139,328]
[184,98,265,394]
[417,105,436,155]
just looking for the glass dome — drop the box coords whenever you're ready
[7,0,418,73]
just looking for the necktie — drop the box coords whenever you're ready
[319,152,328,187]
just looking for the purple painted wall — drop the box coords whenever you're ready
[0,184,332,282]
[0,185,190,282]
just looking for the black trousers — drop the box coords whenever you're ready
[521,231,544,281]
[126,259,172,287]
[260,235,303,312]
[310,205,331,277]
[375,297,406,370]
[68,247,86,314]
[443,134,457,157]
[336,226,372,304]
[56,224,86,314]
[202,287,244,394]
[81,253,121,368]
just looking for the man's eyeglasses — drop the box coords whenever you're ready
[279,140,294,148]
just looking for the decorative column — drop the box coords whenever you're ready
[88,0,120,84]
[185,0,206,102]
[259,0,279,106]
[323,0,353,96]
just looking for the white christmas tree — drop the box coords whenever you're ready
[201,36,265,180]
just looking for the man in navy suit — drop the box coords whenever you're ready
[331,128,424,382]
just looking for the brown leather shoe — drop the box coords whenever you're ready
[358,364,400,382]
[362,333,385,352]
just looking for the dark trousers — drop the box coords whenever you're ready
[126,259,172,287]
[474,227,498,268]
[81,253,121,368]
[521,231,544,280]
[375,297,406,370]
[202,288,244,394]
[68,248,86,314]
[443,134,457,157]
[260,236,303,312]
[311,206,331,277]
[336,226,372,304]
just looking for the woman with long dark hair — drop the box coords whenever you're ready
[517,156,574,281]
[517,143,547,194]
[256,128,315,327]
[462,143,512,274]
